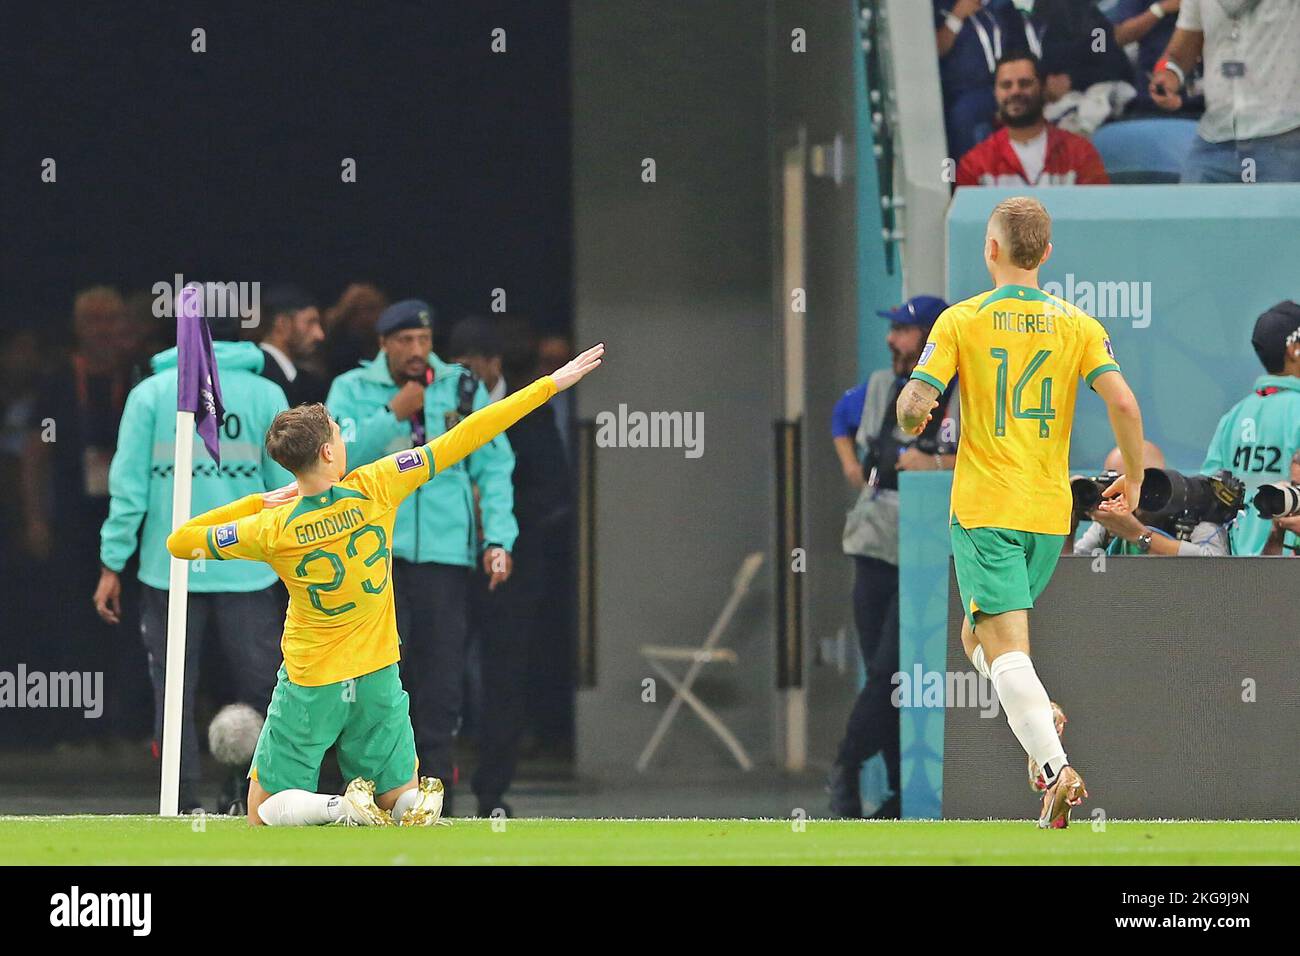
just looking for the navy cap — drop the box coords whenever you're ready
[377,299,434,337]
[877,295,948,328]
[1251,300,1300,372]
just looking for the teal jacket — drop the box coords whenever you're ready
[326,352,517,566]
[100,341,293,591]
[1201,374,1300,555]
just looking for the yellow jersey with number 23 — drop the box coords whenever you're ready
[910,284,1119,535]
[168,376,558,687]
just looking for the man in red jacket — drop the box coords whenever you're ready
[956,52,1110,187]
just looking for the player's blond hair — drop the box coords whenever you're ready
[990,196,1051,270]
[266,403,334,474]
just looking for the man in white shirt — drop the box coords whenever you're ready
[256,284,326,406]
[1150,0,1300,182]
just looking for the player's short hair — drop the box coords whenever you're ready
[265,403,334,474]
[990,196,1052,270]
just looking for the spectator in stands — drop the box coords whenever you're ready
[828,295,958,820]
[1072,441,1230,555]
[1201,301,1300,555]
[255,283,327,406]
[321,282,388,379]
[1105,0,1204,115]
[1028,0,1137,134]
[449,316,571,817]
[956,52,1111,185]
[96,295,293,811]
[326,300,518,815]
[936,1,1029,161]
[1150,0,1300,182]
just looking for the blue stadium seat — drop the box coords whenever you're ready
[1091,118,1200,184]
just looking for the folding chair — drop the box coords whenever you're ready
[635,551,764,772]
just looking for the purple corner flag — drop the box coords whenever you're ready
[176,284,226,464]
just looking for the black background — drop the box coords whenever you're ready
[0,0,572,338]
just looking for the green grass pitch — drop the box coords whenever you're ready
[1,817,1296,865]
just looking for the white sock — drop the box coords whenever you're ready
[390,788,420,821]
[969,644,991,680]
[257,789,346,827]
[989,651,1068,785]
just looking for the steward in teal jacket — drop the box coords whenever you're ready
[1201,373,1300,555]
[326,351,517,566]
[99,341,293,591]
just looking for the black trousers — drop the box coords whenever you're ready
[469,539,548,806]
[393,560,469,784]
[139,585,283,789]
[834,555,900,794]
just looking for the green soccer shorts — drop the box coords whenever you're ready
[249,663,416,795]
[949,518,1065,627]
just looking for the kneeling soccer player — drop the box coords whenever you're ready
[167,343,605,826]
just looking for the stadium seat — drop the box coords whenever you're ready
[1091,118,1200,184]
[635,552,764,773]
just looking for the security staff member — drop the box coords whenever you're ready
[1201,301,1300,555]
[95,301,293,812]
[828,295,957,819]
[326,300,517,814]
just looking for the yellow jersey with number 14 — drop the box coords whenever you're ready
[910,284,1119,535]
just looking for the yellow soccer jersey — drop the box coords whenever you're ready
[910,285,1119,535]
[168,375,557,686]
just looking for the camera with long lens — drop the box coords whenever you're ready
[1137,467,1245,539]
[1070,470,1119,519]
[1252,481,1300,519]
[862,432,956,490]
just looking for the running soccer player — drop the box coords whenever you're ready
[166,343,605,827]
[896,197,1144,828]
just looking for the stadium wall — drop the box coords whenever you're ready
[942,557,1300,820]
[571,1,779,779]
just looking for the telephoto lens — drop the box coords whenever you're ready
[1253,482,1300,519]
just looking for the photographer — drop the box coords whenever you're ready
[828,295,957,819]
[1072,443,1230,556]
[1201,301,1300,555]
[1260,450,1300,555]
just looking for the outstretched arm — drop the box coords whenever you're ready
[165,494,265,560]
[347,344,606,507]
[897,379,940,436]
[429,343,604,475]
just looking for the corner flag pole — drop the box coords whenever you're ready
[160,406,195,816]
[161,284,226,816]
